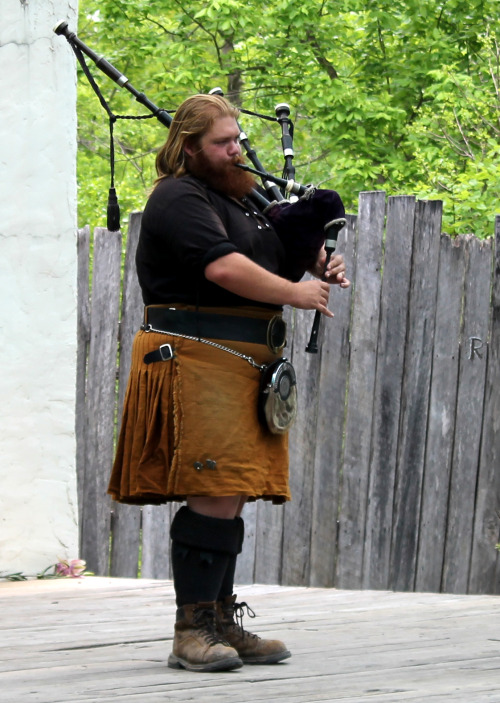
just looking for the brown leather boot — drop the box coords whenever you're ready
[217,595,291,664]
[168,602,243,672]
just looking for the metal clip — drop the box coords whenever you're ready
[159,344,174,361]
[266,315,287,354]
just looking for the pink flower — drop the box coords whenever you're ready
[55,559,87,578]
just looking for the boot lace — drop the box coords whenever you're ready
[231,601,258,641]
[193,605,230,647]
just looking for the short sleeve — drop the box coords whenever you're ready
[145,179,239,272]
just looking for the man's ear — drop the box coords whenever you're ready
[183,138,197,158]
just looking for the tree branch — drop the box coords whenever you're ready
[305,30,338,80]
[171,0,224,68]
[143,15,180,38]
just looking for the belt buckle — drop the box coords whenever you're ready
[159,343,174,361]
[266,316,287,354]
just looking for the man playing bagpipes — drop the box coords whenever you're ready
[107,93,350,672]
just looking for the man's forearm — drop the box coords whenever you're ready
[204,252,294,306]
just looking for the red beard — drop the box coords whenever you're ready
[187,153,256,199]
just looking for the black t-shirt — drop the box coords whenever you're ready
[136,175,287,308]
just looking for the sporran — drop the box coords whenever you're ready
[258,358,297,434]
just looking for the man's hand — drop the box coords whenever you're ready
[289,279,333,318]
[309,249,351,288]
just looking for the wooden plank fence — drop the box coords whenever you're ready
[76,192,500,594]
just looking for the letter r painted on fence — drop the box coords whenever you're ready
[468,336,485,360]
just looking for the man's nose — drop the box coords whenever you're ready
[228,139,241,156]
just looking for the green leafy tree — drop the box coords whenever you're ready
[75,0,499,238]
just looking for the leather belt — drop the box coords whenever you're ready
[142,307,287,363]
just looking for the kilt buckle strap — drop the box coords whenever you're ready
[143,343,175,365]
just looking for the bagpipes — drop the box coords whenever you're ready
[53,21,346,353]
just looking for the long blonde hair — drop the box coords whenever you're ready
[155,94,239,181]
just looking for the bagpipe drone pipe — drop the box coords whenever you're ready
[53,21,346,353]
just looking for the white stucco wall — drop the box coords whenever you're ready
[0,0,79,576]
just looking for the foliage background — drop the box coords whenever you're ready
[75,0,499,239]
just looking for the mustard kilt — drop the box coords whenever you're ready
[108,308,290,505]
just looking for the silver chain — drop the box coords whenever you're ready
[143,324,266,371]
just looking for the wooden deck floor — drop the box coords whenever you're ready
[0,577,499,702]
